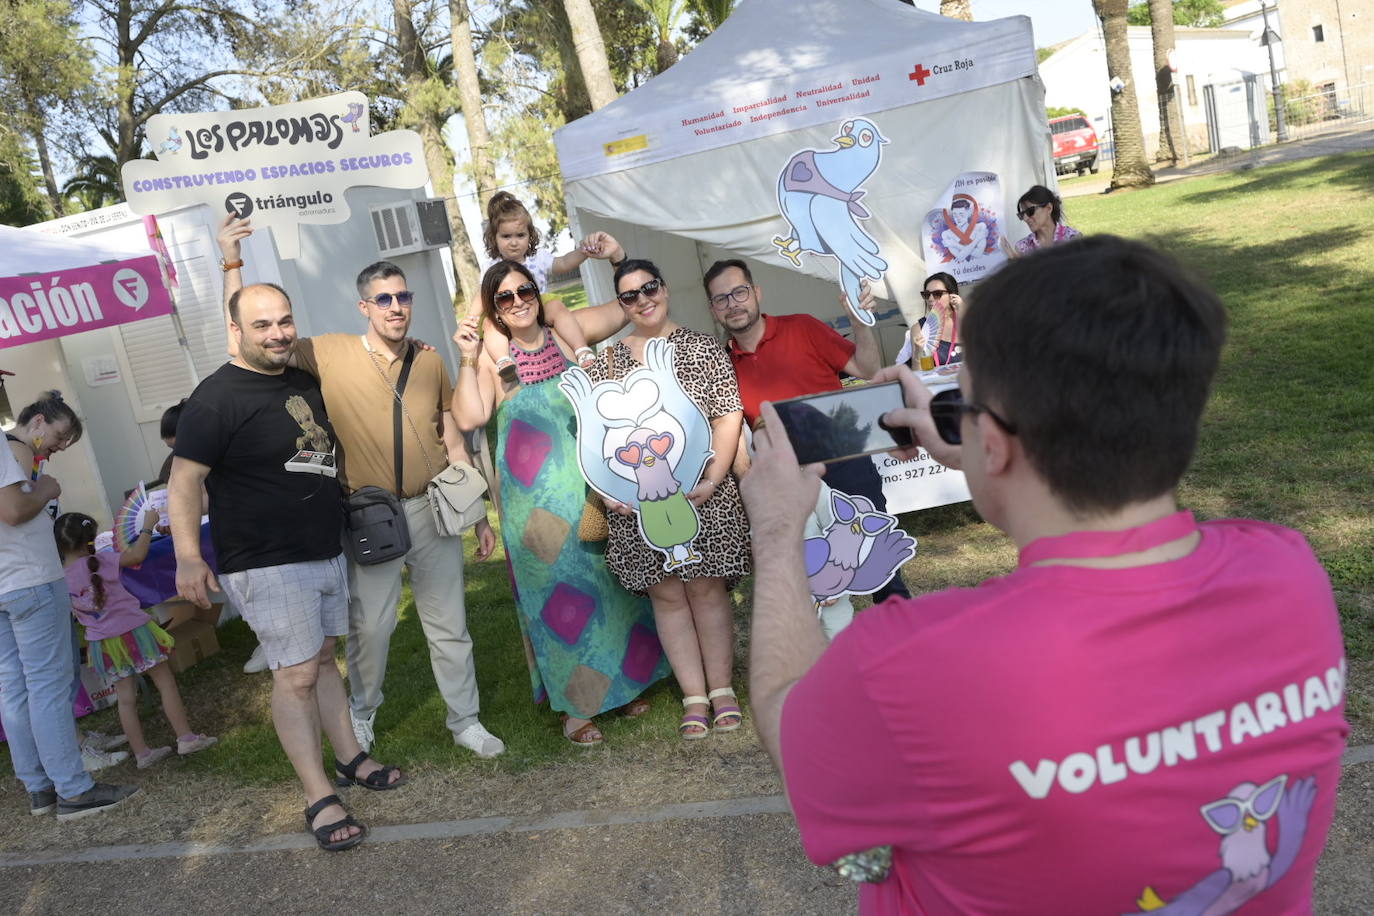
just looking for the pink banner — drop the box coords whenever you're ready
[0,255,174,349]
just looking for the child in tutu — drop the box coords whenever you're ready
[55,512,216,769]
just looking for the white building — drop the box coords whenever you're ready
[1038,25,1273,156]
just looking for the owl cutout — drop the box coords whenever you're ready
[805,490,916,610]
[1129,773,1319,916]
[560,338,713,572]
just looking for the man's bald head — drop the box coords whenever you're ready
[228,282,292,325]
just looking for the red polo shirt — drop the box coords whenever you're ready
[728,313,855,427]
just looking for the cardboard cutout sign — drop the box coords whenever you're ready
[921,171,1008,285]
[559,338,714,572]
[773,118,889,327]
[806,489,916,608]
[121,91,428,259]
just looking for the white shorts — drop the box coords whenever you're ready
[219,555,349,669]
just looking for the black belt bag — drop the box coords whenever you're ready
[343,343,416,566]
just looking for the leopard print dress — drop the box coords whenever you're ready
[586,326,751,594]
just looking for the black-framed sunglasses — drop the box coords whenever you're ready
[493,282,540,311]
[928,387,1017,445]
[920,289,950,301]
[617,278,663,306]
[709,284,753,309]
[365,290,415,308]
[1017,203,1044,220]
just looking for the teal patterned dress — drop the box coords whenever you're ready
[495,332,670,718]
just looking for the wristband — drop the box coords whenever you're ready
[219,257,243,271]
[460,356,479,368]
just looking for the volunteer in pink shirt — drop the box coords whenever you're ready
[741,235,1347,915]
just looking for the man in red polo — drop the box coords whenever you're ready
[706,259,910,603]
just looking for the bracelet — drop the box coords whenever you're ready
[141,527,156,535]
[460,356,479,368]
[219,257,243,272]
[610,256,625,268]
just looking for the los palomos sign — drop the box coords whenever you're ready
[121,91,428,259]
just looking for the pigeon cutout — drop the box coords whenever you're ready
[773,118,889,327]
[805,490,916,610]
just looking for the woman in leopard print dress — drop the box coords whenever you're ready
[585,259,750,740]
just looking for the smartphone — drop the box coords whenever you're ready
[770,381,914,465]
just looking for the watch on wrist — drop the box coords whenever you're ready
[219,257,243,272]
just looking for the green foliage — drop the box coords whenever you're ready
[1037,47,1057,64]
[1047,106,1088,119]
[0,132,51,225]
[1127,0,1225,27]
[61,154,122,213]
[685,0,735,41]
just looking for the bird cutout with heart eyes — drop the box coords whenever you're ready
[805,491,916,610]
[559,337,713,572]
[773,117,888,327]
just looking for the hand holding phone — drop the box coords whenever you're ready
[769,381,915,465]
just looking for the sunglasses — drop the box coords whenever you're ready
[617,278,663,306]
[365,291,414,308]
[493,282,539,311]
[709,284,753,310]
[920,289,950,301]
[1017,203,1044,220]
[928,387,1017,445]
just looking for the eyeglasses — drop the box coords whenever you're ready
[493,282,539,311]
[928,387,1017,445]
[920,289,950,301]
[708,285,753,310]
[1017,203,1044,221]
[617,278,663,307]
[364,291,414,308]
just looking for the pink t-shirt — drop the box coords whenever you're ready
[64,552,152,641]
[782,513,1347,915]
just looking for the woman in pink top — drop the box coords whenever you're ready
[1009,185,1082,255]
[56,513,216,769]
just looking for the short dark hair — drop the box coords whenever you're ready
[228,282,291,325]
[160,398,187,440]
[702,259,753,298]
[355,261,406,298]
[17,390,81,446]
[1018,184,1063,224]
[963,235,1226,515]
[923,271,959,295]
[614,258,664,291]
[480,260,545,339]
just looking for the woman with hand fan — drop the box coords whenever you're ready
[55,512,217,769]
[896,272,962,369]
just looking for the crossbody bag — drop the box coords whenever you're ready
[342,342,416,566]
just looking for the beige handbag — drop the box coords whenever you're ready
[426,461,489,537]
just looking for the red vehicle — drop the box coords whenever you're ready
[1050,114,1100,176]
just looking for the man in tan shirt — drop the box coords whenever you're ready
[219,217,504,758]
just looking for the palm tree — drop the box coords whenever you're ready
[1093,0,1155,189]
[686,0,733,38]
[62,153,123,211]
[1148,0,1183,164]
[633,0,688,73]
[562,0,618,110]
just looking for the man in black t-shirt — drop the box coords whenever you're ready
[168,283,406,852]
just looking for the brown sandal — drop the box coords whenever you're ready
[620,697,652,718]
[561,715,604,746]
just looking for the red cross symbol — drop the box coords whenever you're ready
[908,63,931,86]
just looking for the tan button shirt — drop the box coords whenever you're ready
[295,333,453,498]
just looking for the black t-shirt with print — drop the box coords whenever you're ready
[175,363,342,574]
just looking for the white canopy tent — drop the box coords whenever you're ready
[555,0,1053,349]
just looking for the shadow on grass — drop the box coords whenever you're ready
[1175,151,1374,204]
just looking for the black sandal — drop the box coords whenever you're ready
[304,794,366,852]
[334,751,408,791]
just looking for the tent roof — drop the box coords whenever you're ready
[556,0,1035,180]
[0,225,152,277]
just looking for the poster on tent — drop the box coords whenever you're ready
[921,171,1008,285]
[558,338,714,573]
[121,91,429,259]
[0,254,173,350]
[773,118,889,327]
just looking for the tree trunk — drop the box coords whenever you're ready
[939,0,973,21]
[562,0,618,111]
[114,0,140,184]
[22,93,64,216]
[1148,0,1182,164]
[449,0,497,204]
[656,37,678,74]
[394,0,481,307]
[1094,0,1155,190]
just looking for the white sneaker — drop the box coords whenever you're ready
[242,644,269,674]
[82,730,129,752]
[350,709,375,753]
[454,721,505,758]
[81,745,129,772]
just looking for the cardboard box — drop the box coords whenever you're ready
[166,619,221,674]
[154,599,222,628]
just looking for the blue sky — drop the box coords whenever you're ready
[909,0,1099,47]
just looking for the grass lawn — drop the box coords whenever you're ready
[6,151,1372,784]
